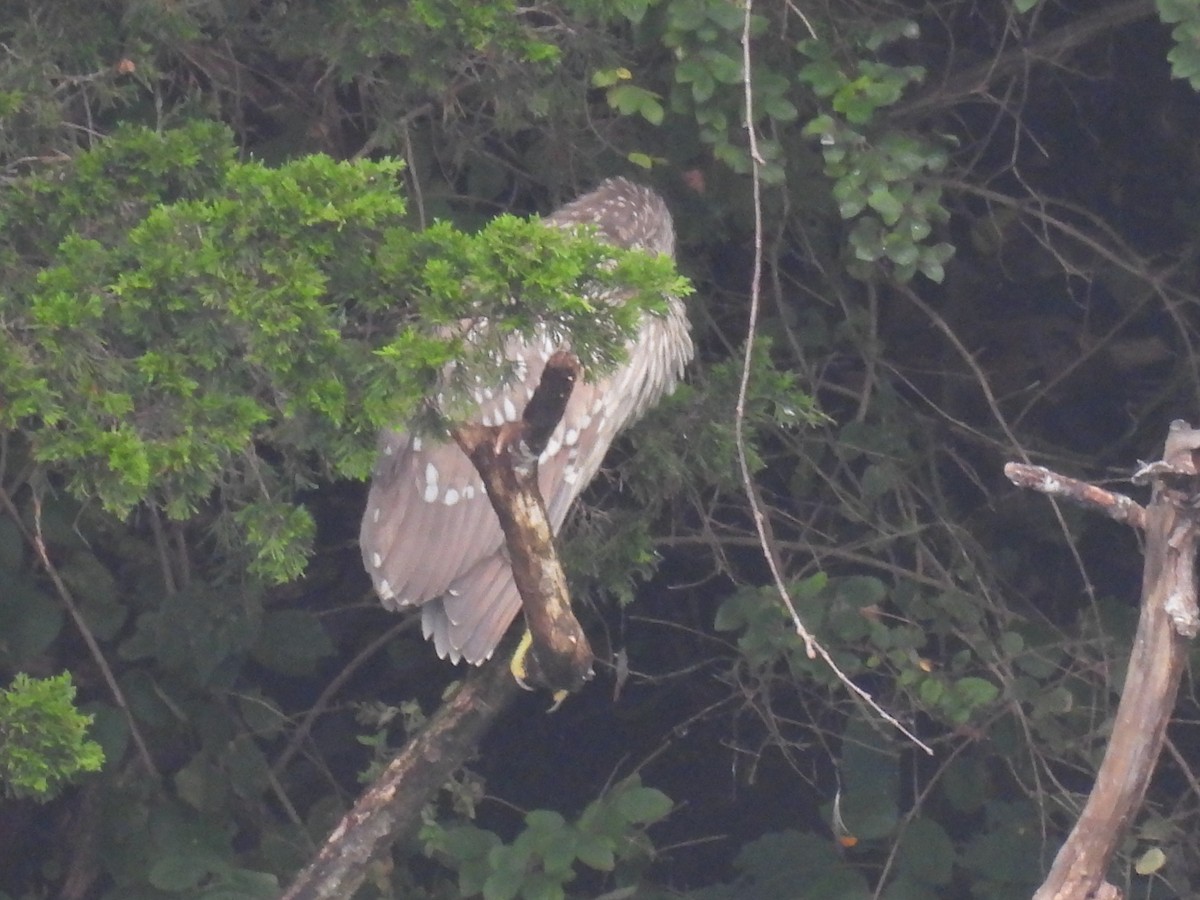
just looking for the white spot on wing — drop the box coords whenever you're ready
[565,428,579,446]
[372,552,382,568]
[423,482,439,503]
[371,507,380,523]
[379,579,394,600]
[443,488,460,506]
[412,436,422,452]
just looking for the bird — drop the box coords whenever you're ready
[360,177,693,664]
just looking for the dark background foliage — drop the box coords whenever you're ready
[4,0,1200,897]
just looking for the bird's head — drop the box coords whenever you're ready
[545,177,675,260]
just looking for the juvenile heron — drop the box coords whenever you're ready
[360,178,692,664]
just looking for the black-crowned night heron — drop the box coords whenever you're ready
[360,178,692,663]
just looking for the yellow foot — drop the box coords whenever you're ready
[509,629,569,711]
[510,628,536,690]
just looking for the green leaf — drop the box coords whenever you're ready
[689,68,717,103]
[575,834,616,871]
[616,0,650,23]
[615,784,673,824]
[837,575,886,608]
[524,809,568,831]
[706,1,745,31]
[896,818,955,885]
[0,673,104,800]
[667,0,708,32]
[941,755,988,813]
[199,867,279,899]
[640,97,665,125]
[799,59,846,97]
[1158,0,1193,24]
[701,49,742,85]
[763,95,799,122]
[148,854,217,891]
[607,84,663,123]
[482,865,523,900]
[953,676,999,708]
[0,578,64,666]
[919,678,945,705]
[1135,846,1167,875]
[1032,685,1074,718]
[868,186,905,225]
[536,829,578,876]
[998,631,1025,656]
[591,67,631,88]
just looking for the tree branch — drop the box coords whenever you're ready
[453,350,594,692]
[1003,463,1146,530]
[893,0,1157,124]
[0,485,160,779]
[279,660,521,900]
[282,350,591,898]
[1010,421,1200,900]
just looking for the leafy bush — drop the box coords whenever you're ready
[0,673,103,800]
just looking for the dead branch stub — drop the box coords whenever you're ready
[1008,419,1200,900]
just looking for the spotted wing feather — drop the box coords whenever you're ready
[360,344,613,662]
[361,177,691,664]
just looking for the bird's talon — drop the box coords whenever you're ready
[510,628,536,690]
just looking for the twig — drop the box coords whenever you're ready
[3,489,160,777]
[736,0,932,755]
[1003,463,1146,530]
[279,660,521,900]
[271,618,413,779]
[1016,421,1200,899]
[892,0,1156,124]
[282,349,588,898]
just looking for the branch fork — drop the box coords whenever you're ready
[283,350,595,898]
[1009,419,1200,900]
[452,349,594,693]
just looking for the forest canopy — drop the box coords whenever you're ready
[3,1,1200,898]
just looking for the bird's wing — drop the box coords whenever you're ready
[360,336,621,661]
[361,429,490,606]
[419,373,626,662]
[421,556,521,664]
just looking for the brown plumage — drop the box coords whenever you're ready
[360,178,692,663]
